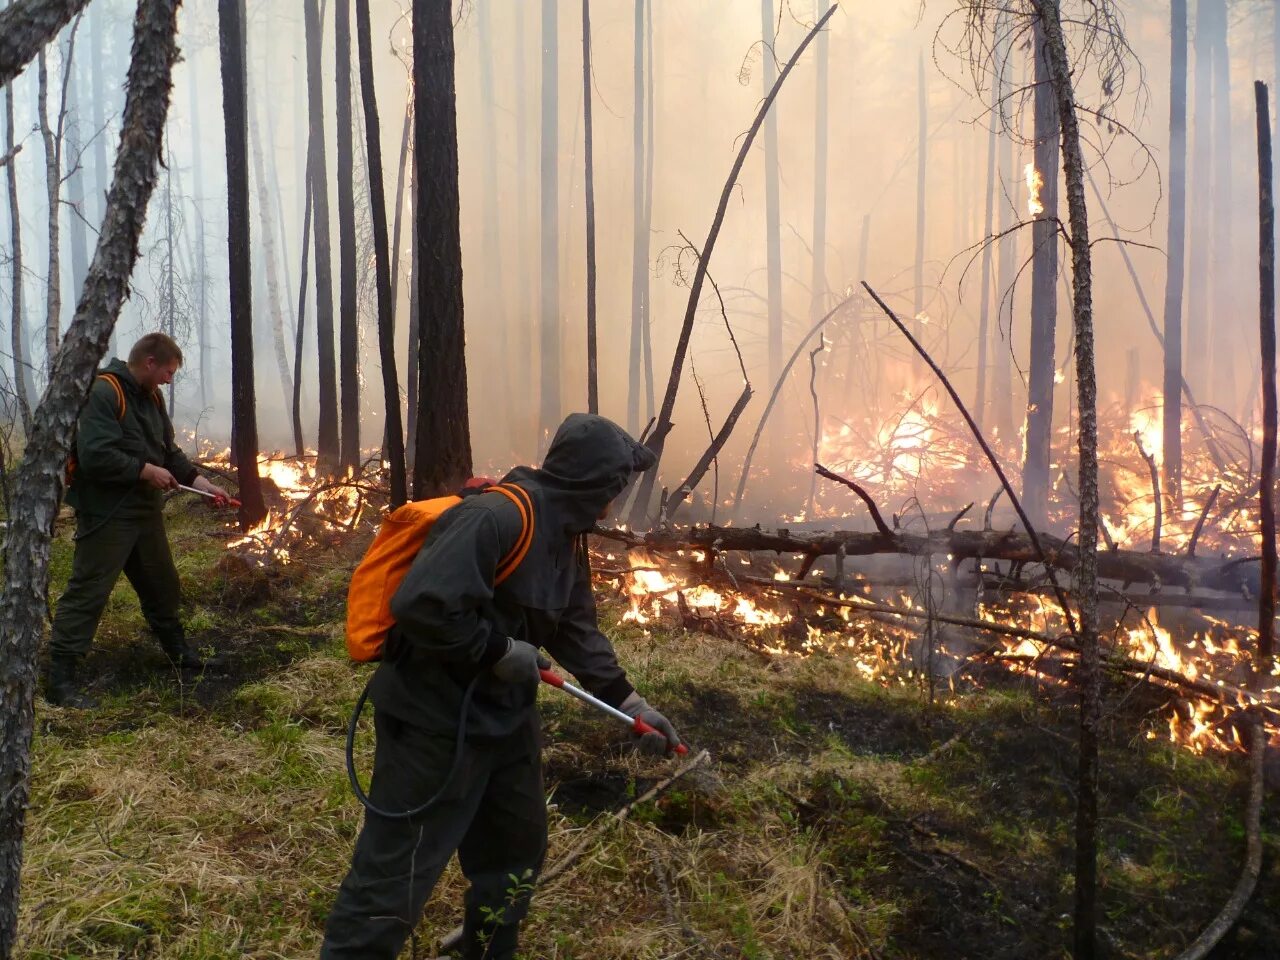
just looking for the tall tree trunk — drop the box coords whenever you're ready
[37,48,62,365]
[292,146,312,458]
[762,0,783,386]
[539,0,560,442]
[248,85,295,421]
[1257,78,1277,689]
[1037,2,1101,954]
[626,0,646,434]
[974,15,1000,433]
[412,0,470,497]
[65,51,88,302]
[1022,18,1061,529]
[476,0,509,435]
[1186,0,1213,396]
[304,0,339,466]
[0,3,179,950]
[164,147,175,413]
[405,162,419,473]
[582,0,597,413]
[809,0,828,325]
[3,64,32,430]
[219,0,265,527]
[334,0,358,470]
[641,0,655,422]
[388,103,410,334]
[0,0,91,89]
[913,50,927,343]
[1207,0,1235,409]
[186,41,208,411]
[354,0,405,506]
[1162,0,1188,503]
[88,0,108,354]
[513,0,532,446]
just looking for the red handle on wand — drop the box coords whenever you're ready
[540,668,689,755]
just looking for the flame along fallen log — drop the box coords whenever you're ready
[597,522,1265,598]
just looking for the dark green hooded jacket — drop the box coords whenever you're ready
[368,414,656,738]
[66,358,198,518]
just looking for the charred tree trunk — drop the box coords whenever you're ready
[641,0,655,422]
[1258,79,1277,678]
[292,146,311,458]
[626,0,646,434]
[809,0,828,324]
[1162,0,1188,502]
[3,66,32,430]
[0,0,91,88]
[582,0,597,413]
[219,0,265,527]
[1022,19,1060,529]
[334,0,358,470]
[0,2,179,950]
[1038,1,1101,953]
[974,15,1001,432]
[539,0,560,442]
[412,0,471,497]
[248,93,294,421]
[37,48,62,365]
[762,0,783,386]
[304,0,339,466]
[992,24,1016,441]
[1186,0,1213,395]
[354,0,405,506]
[1207,0,1235,409]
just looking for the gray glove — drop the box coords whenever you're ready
[491,639,550,684]
[620,692,682,756]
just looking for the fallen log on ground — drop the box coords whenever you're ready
[595,523,1264,596]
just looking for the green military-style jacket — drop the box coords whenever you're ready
[66,358,199,518]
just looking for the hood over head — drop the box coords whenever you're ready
[497,414,653,609]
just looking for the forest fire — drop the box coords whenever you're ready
[1024,162,1045,216]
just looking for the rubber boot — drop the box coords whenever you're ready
[159,635,224,671]
[45,656,97,708]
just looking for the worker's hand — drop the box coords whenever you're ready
[620,692,682,757]
[491,639,550,684]
[192,475,231,505]
[140,463,178,490]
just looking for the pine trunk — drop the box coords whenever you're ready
[412,0,471,496]
[992,26,1016,441]
[0,0,91,89]
[1037,2,1102,954]
[334,0,358,470]
[1022,18,1061,529]
[762,0,783,385]
[810,0,828,324]
[1162,0,1188,502]
[354,0,405,506]
[1207,0,1235,408]
[304,0,339,466]
[219,0,266,527]
[582,0,597,413]
[974,14,1000,432]
[626,0,645,434]
[37,49,61,365]
[0,3,179,949]
[1186,0,1213,395]
[292,145,312,458]
[3,67,32,430]
[539,0,560,441]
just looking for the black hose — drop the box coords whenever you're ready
[345,673,479,820]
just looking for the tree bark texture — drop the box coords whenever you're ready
[218,0,265,528]
[1207,0,1234,407]
[1036,2,1102,955]
[0,0,90,89]
[412,0,471,497]
[292,146,312,458]
[974,13,1000,432]
[1186,0,1212,395]
[65,47,89,303]
[0,3,180,952]
[334,0,359,470]
[1022,17,1060,530]
[582,0,597,414]
[539,0,560,440]
[37,49,62,365]
[1161,0,1188,501]
[303,0,339,465]
[762,0,783,386]
[628,5,836,527]
[1257,81,1277,677]
[992,20,1015,441]
[354,0,405,507]
[4,72,32,430]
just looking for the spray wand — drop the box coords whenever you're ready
[539,668,688,755]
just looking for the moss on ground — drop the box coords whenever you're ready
[14,507,1280,958]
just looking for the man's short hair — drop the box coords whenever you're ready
[128,332,184,368]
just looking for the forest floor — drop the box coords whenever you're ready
[13,499,1280,959]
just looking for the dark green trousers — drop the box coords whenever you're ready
[320,710,547,960]
[49,509,185,658]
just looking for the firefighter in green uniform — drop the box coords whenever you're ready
[45,332,231,708]
[320,413,682,960]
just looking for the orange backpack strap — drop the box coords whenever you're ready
[96,373,126,421]
[490,483,534,584]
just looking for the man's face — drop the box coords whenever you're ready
[138,357,180,390]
